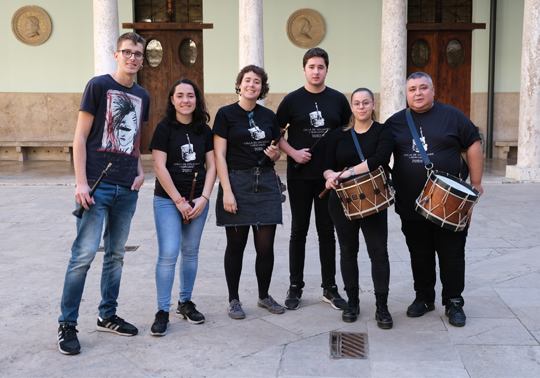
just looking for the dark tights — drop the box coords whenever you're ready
[224,225,277,302]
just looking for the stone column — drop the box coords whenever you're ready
[239,0,264,69]
[93,0,119,76]
[506,0,540,181]
[379,0,407,122]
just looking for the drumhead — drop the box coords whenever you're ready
[436,176,476,195]
[432,170,479,199]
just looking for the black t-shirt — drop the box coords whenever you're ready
[387,102,481,220]
[80,74,150,186]
[323,122,393,173]
[149,121,213,200]
[212,102,280,170]
[276,86,352,180]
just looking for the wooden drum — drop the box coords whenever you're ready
[415,170,480,232]
[335,166,395,220]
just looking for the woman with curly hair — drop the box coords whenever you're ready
[213,65,285,319]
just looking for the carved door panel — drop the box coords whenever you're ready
[136,28,204,154]
[407,30,472,117]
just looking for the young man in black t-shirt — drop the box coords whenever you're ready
[277,48,351,310]
[387,72,483,327]
[57,32,150,355]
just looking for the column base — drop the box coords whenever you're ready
[506,165,540,182]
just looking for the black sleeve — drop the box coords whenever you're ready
[340,95,353,126]
[204,124,214,152]
[270,111,281,140]
[149,122,170,153]
[365,123,394,171]
[276,96,290,129]
[457,112,481,150]
[212,108,229,139]
[323,127,342,172]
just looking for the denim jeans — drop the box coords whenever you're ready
[401,218,468,305]
[328,191,390,293]
[58,183,139,326]
[154,196,209,311]
[287,179,336,290]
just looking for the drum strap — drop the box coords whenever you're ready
[350,128,365,162]
[406,108,433,170]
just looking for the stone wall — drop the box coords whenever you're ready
[0,91,518,160]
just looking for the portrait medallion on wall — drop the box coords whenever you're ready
[286,9,325,49]
[11,6,52,46]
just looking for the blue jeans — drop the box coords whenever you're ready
[59,183,139,326]
[154,196,209,311]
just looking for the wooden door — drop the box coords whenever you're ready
[407,29,473,117]
[123,23,211,153]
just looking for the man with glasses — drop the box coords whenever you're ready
[277,48,351,311]
[386,72,483,327]
[57,32,150,355]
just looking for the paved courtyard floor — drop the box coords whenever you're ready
[1,158,540,377]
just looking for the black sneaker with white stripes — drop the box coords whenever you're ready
[57,324,81,355]
[96,315,138,336]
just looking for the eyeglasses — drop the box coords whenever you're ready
[352,101,373,109]
[118,50,144,61]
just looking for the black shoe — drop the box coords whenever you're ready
[445,298,466,327]
[342,301,360,323]
[323,286,347,310]
[375,292,393,329]
[375,306,393,329]
[96,315,138,336]
[343,287,360,322]
[150,310,169,336]
[406,299,435,317]
[284,285,302,310]
[176,300,205,324]
[57,324,80,355]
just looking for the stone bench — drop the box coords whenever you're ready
[0,141,73,161]
[494,141,518,160]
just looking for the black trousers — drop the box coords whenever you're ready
[328,191,390,294]
[287,179,336,290]
[401,218,468,305]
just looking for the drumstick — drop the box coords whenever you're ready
[293,129,329,169]
[258,125,289,167]
[182,172,198,225]
[318,167,348,199]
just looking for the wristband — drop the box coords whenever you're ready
[201,194,209,202]
[174,197,185,205]
[349,166,355,176]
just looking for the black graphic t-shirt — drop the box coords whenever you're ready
[212,102,280,170]
[150,121,214,200]
[276,86,351,180]
[80,74,150,187]
[387,102,481,220]
[323,122,393,173]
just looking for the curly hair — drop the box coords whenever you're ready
[234,65,270,100]
[163,78,210,134]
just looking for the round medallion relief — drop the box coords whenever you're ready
[179,39,197,67]
[286,9,325,49]
[145,39,163,68]
[446,39,465,68]
[11,6,52,46]
[411,39,430,68]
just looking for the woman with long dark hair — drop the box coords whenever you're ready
[149,78,216,336]
[323,88,394,328]
[213,65,284,319]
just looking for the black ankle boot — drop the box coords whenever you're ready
[375,292,393,329]
[342,287,360,323]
